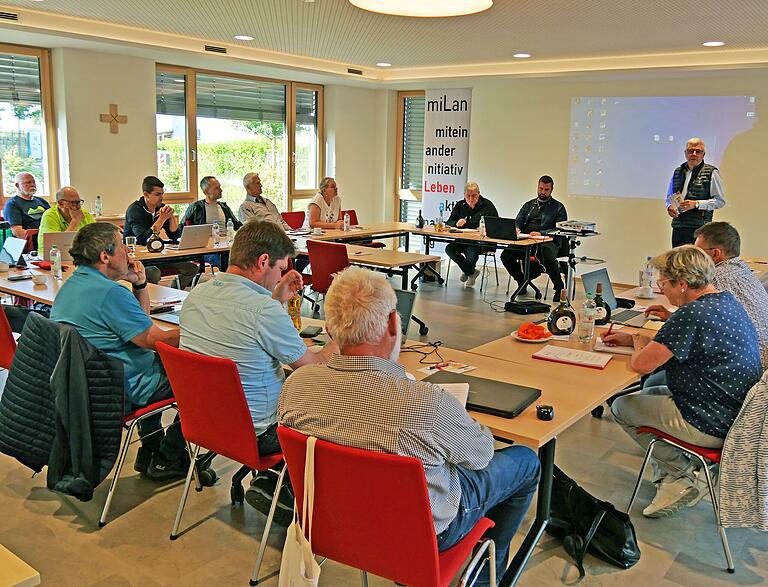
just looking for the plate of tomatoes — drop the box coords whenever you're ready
[512,322,553,343]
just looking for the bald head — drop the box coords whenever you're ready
[54,186,83,220]
[14,173,37,199]
[56,186,80,202]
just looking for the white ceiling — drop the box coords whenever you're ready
[2,0,768,80]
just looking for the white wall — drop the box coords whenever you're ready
[52,48,158,215]
[455,71,768,284]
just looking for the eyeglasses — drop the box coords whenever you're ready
[656,279,670,290]
[62,200,83,206]
[686,148,704,155]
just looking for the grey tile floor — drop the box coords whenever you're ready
[1,264,766,586]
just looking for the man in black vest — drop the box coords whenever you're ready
[666,138,725,247]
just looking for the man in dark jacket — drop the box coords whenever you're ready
[501,175,567,301]
[181,175,242,231]
[445,182,498,288]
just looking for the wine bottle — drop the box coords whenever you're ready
[594,283,611,326]
[146,231,165,253]
[548,289,576,336]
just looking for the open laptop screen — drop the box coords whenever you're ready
[581,268,618,310]
[0,236,27,266]
[394,289,416,337]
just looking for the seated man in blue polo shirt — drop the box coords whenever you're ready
[179,220,338,523]
[50,222,189,480]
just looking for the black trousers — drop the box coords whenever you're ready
[445,243,481,276]
[501,241,564,291]
[134,375,187,461]
[671,226,698,248]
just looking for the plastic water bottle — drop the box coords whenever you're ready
[578,293,596,343]
[94,195,103,217]
[343,212,350,232]
[479,216,486,238]
[212,220,221,246]
[226,219,235,244]
[50,245,62,280]
[641,256,654,297]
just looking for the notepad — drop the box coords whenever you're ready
[642,320,664,331]
[435,383,470,406]
[532,345,612,369]
[594,338,634,356]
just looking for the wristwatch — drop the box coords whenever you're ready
[132,281,148,291]
[695,200,700,209]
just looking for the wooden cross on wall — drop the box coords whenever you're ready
[99,104,128,134]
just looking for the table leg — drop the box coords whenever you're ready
[499,438,556,587]
[401,267,409,290]
[509,243,533,302]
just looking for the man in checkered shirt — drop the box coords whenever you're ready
[279,266,540,586]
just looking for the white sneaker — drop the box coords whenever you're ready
[642,475,704,518]
[459,272,469,283]
[465,269,481,288]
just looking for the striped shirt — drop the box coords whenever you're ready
[278,355,495,533]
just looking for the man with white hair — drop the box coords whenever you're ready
[445,182,499,288]
[38,186,95,239]
[237,172,291,230]
[279,266,540,586]
[3,172,50,248]
[666,137,726,247]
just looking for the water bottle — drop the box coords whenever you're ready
[94,195,103,217]
[343,212,350,232]
[578,293,596,343]
[641,256,654,297]
[226,219,235,244]
[479,216,486,238]
[50,245,62,280]
[212,220,221,246]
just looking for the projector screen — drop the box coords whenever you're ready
[567,96,757,199]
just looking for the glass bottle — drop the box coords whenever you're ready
[50,245,62,280]
[416,209,425,229]
[146,231,165,253]
[594,282,611,326]
[287,292,302,331]
[578,293,596,343]
[548,289,576,336]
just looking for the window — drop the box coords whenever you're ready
[0,44,57,198]
[156,66,323,211]
[395,91,425,222]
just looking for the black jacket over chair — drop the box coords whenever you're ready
[0,312,125,501]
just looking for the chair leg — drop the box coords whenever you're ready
[446,258,451,281]
[170,444,201,540]
[627,439,658,514]
[99,419,139,527]
[250,464,288,586]
[697,455,735,573]
[489,540,496,587]
[360,570,369,587]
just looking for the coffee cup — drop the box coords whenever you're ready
[0,261,9,272]
[32,274,47,285]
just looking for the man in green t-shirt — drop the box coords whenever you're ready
[38,186,95,239]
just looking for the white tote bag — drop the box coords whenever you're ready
[279,436,321,587]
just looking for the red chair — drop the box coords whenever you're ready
[627,426,733,572]
[0,309,17,370]
[277,426,496,587]
[281,211,305,229]
[341,209,385,248]
[23,228,38,253]
[156,343,286,585]
[306,240,350,312]
[98,398,178,526]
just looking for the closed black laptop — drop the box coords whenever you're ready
[484,216,518,240]
[425,370,541,418]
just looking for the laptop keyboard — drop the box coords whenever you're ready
[612,309,642,322]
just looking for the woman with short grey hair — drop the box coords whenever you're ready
[603,245,761,519]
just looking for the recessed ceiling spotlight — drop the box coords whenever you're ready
[513,53,532,58]
[349,0,492,18]
[376,62,392,67]
[234,35,254,41]
[702,41,725,47]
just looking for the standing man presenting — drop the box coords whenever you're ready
[666,137,725,247]
[445,182,498,288]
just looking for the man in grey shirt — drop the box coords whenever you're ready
[238,172,291,230]
[695,221,768,369]
[279,266,540,586]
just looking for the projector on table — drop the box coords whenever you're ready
[556,220,596,234]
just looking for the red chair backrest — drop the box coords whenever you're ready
[306,240,350,294]
[156,342,261,466]
[341,209,359,225]
[277,426,441,587]
[0,310,17,370]
[281,211,305,229]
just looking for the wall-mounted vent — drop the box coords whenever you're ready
[347,68,363,75]
[204,45,227,54]
[0,11,19,21]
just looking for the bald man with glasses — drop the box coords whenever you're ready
[665,137,726,247]
[38,185,95,239]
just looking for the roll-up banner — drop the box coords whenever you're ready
[421,88,472,224]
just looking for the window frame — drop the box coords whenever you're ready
[0,42,59,200]
[394,90,425,221]
[156,64,324,210]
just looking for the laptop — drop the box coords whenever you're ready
[43,232,76,263]
[581,268,649,327]
[394,288,416,337]
[168,224,213,250]
[484,216,518,241]
[425,370,541,418]
[0,236,28,267]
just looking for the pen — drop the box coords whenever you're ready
[606,323,614,336]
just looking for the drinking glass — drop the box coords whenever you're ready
[125,236,137,256]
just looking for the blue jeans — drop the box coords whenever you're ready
[437,446,540,586]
